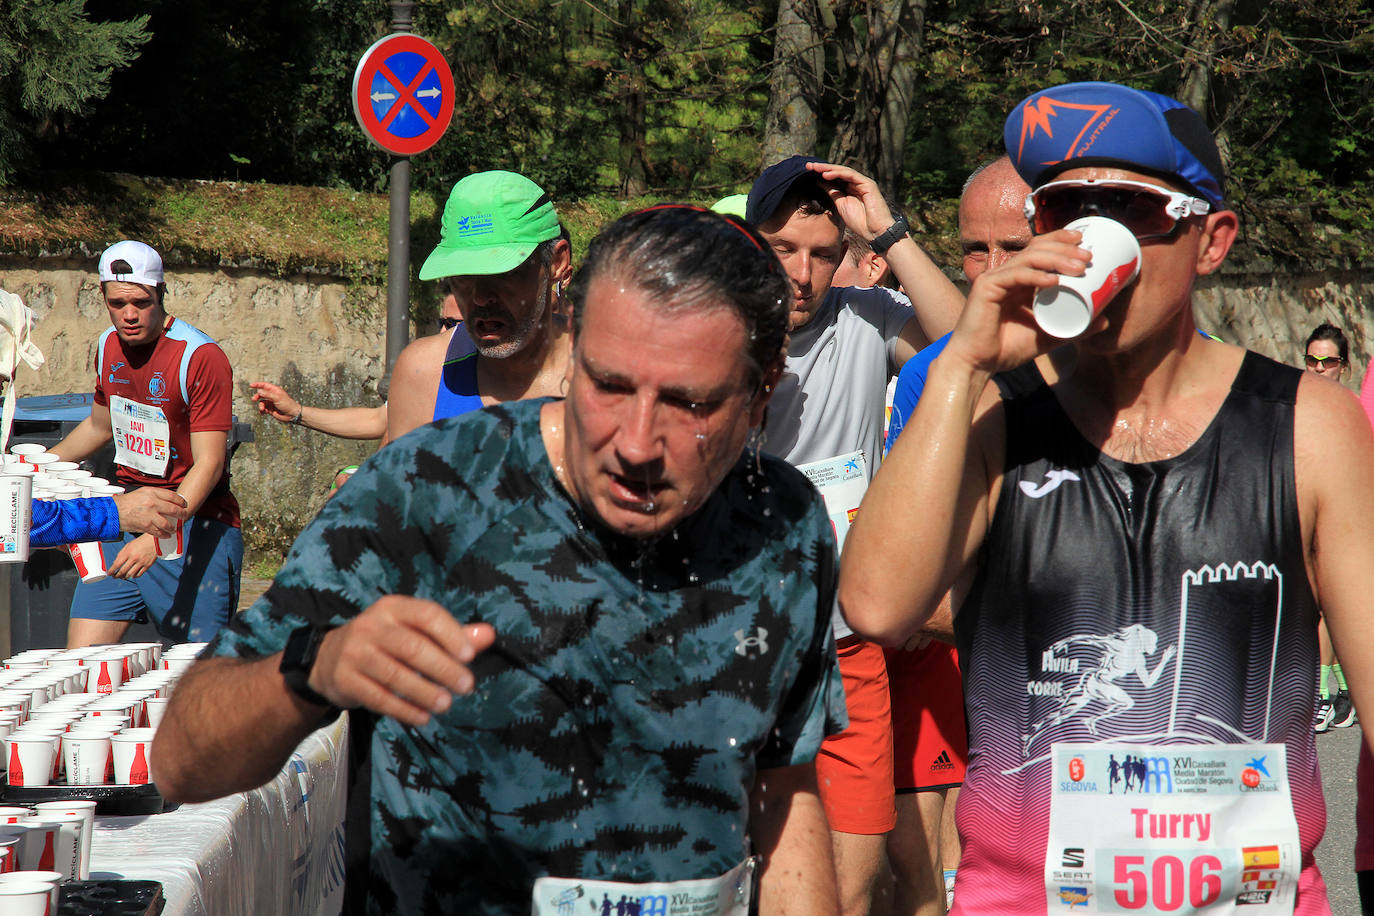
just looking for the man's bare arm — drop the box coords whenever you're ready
[749,763,839,916]
[250,382,386,440]
[50,404,114,463]
[1296,374,1374,758]
[153,595,496,803]
[151,654,328,802]
[383,333,450,445]
[840,232,1089,646]
[886,246,962,365]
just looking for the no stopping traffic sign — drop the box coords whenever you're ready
[352,34,455,156]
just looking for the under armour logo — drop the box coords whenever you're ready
[1019,468,1081,499]
[735,627,769,657]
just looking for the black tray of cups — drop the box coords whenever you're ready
[59,879,164,916]
[0,783,164,816]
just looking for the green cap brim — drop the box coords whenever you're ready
[418,242,540,280]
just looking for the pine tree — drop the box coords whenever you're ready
[0,0,150,184]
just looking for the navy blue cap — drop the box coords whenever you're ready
[746,155,824,225]
[1005,82,1226,209]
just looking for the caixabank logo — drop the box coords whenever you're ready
[1240,754,1277,793]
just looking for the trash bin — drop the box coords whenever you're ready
[0,393,253,654]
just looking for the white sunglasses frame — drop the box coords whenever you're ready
[1024,178,1212,239]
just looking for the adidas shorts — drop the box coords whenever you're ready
[816,636,897,834]
[887,641,968,792]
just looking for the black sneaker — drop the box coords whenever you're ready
[1315,698,1334,733]
[1332,691,1359,728]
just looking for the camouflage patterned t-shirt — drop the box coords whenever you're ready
[209,398,846,915]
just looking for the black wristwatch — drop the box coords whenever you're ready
[869,213,910,256]
[280,624,339,711]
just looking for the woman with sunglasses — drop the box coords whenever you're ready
[1302,324,1358,735]
[1304,322,1350,383]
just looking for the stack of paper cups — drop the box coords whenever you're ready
[0,476,32,564]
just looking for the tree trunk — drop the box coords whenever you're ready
[826,0,925,199]
[761,0,824,168]
[615,0,650,196]
[877,0,925,199]
[1178,0,1236,164]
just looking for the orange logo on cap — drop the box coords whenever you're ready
[1016,97,1117,168]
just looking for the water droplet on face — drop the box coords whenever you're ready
[727,736,737,747]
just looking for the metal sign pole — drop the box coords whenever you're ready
[386,154,410,373]
[384,0,416,376]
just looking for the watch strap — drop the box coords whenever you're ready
[280,624,339,712]
[870,214,910,256]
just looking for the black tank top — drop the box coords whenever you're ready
[950,351,1327,912]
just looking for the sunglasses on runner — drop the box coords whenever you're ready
[439,316,460,330]
[1305,354,1345,371]
[1024,179,1212,240]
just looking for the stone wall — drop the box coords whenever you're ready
[1,255,1370,562]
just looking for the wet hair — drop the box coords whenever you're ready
[567,205,791,388]
[1306,322,1348,362]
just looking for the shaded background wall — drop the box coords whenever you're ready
[0,254,1369,563]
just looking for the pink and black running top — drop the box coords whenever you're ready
[953,352,1328,913]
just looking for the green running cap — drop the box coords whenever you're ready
[711,194,748,218]
[418,171,561,280]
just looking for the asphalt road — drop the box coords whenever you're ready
[1317,722,1363,914]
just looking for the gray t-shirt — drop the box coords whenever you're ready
[764,284,914,478]
[764,284,915,637]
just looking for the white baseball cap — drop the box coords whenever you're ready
[98,241,164,286]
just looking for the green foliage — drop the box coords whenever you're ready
[0,0,149,184]
[411,0,768,198]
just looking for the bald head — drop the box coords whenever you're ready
[959,156,1032,281]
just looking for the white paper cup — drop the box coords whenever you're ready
[5,738,54,787]
[0,872,62,906]
[155,518,185,560]
[85,658,125,696]
[21,454,57,470]
[0,878,56,915]
[65,734,112,787]
[1033,215,1142,339]
[33,801,94,880]
[142,697,170,729]
[25,814,80,882]
[0,838,17,873]
[111,731,154,785]
[0,475,32,564]
[7,445,44,459]
[66,542,110,583]
[0,808,31,825]
[0,821,57,872]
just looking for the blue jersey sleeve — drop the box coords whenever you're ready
[885,332,952,454]
[30,497,121,548]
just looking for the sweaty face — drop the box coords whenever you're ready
[758,209,845,329]
[447,252,550,358]
[103,282,165,347]
[553,273,768,539]
[1050,166,1212,353]
[959,163,1032,281]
